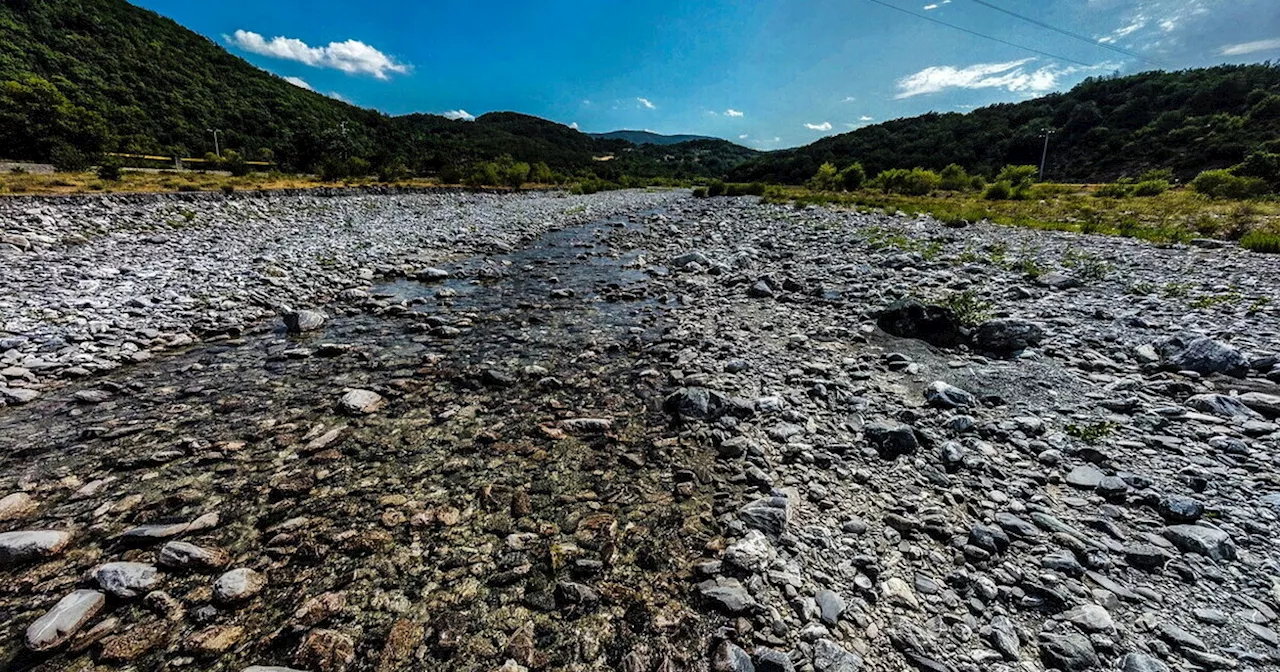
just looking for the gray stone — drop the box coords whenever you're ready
[414,267,451,281]
[876,299,963,347]
[712,640,756,672]
[339,389,385,415]
[664,386,729,421]
[94,562,161,598]
[1157,335,1248,378]
[25,589,106,651]
[282,309,326,333]
[0,492,36,521]
[1063,604,1113,632]
[815,589,845,625]
[924,381,974,408]
[755,647,795,672]
[700,579,754,614]
[812,638,862,672]
[159,541,230,571]
[1118,653,1170,672]
[214,568,266,603]
[1065,464,1105,489]
[1156,495,1204,523]
[1238,392,1280,419]
[0,530,72,565]
[1038,633,1098,670]
[864,421,920,459]
[988,616,1020,661]
[739,496,791,536]
[724,530,775,572]
[1163,525,1236,562]
[1186,394,1263,420]
[973,318,1045,355]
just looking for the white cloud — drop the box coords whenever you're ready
[859,115,874,121]
[894,58,1113,99]
[283,76,313,91]
[226,29,409,79]
[1221,37,1280,55]
[328,91,351,103]
[739,134,749,139]
[725,108,744,117]
[570,122,580,130]
[923,4,939,10]
[805,121,833,131]
[843,96,856,102]
[443,109,475,121]
[637,97,656,109]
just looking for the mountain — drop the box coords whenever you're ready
[732,64,1280,184]
[589,130,722,146]
[0,0,750,179]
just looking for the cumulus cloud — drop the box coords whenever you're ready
[226,29,409,79]
[804,121,833,131]
[570,122,580,130]
[894,59,1113,99]
[859,115,874,121]
[739,134,749,139]
[637,97,656,109]
[725,108,744,117]
[443,109,475,121]
[283,76,313,91]
[1221,37,1280,55]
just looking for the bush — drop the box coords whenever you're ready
[1139,168,1174,183]
[707,180,727,197]
[1191,169,1268,199]
[996,165,1038,189]
[1131,179,1169,197]
[875,167,940,195]
[807,162,841,191]
[50,144,92,172]
[96,157,122,181]
[1094,182,1133,198]
[505,161,530,190]
[723,182,766,197]
[983,181,1012,200]
[1232,151,1280,191]
[838,163,866,191]
[221,149,250,177]
[969,175,986,191]
[377,162,411,182]
[529,162,554,184]
[1240,229,1280,253]
[938,163,970,191]
[691,186,709,198]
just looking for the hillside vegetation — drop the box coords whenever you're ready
[731,64,1280,184]
[0,0,753,179]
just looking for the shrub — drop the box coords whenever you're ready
[505,161,531,190]
[1232,151,1280,191]
[1191,169,1268,199]
[938,163,971,191]
[996,165,1038,189]
[875,167,940,195]
[377,162,411,182]
[983,181,1012,200]
[221,149,250,177]
[838,163,866,191]
[1139,168,1174,183]
[807,162,841,191]
[707,180,727,197]
[1131,179,1169,197]
[691,186,709,198]
[723,182,766,197]
[1094,182,1133,198]
[942,290,992,327]
[50,144,92,172]
[96,157,122,181]
[969,175,986,191]
[529,162,554,184]
[1240,229,1280,253]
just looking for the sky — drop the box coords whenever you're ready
[131,0,1280,149]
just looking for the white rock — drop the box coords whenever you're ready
[0,530,72,565]
[25,589,106,651]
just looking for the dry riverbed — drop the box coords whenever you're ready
[1,190,1279,672]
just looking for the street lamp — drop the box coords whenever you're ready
[1038,128,1055,181]
[206,128,222,158]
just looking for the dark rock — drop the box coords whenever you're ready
[876,300,963,347]
[755,648,795,672]
[864,421,920,459]
[713,640,756,672]
[1038,633,1098,671]
[664,386,729,421]
[972,319,1044,356]
[1156,335,1248,378]
[1163,525,1236,562]
[1156,495,1204,523]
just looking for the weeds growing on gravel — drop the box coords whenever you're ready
[1240,229,1280,253]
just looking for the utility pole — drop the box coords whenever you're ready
[1038,128,1054,181]
[206,128,223,158]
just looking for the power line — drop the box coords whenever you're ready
[969,0,1162,66]
[864,0,1094,67]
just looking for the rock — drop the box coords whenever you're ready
[876,299,963,347]
[988,616,1020,661]
[972,319,1044,355]
[0,492,36,520]
[881,577,919,610]
[864,421,920,459]
[25,589,106,651]
[1155,622,1206,652]
[1238,391,1280,419]
[1186,393,1263,421]
[1156,495,1204,523]
[755,647,796,672]
[1156,335,1248,378]
[0,529,72,565]
[700,579,754,614]
[1063,604,1113,632]
[968,524,1010,555]
[295,628,356,672]
[712,640,756,672]
[815,590,846,625]
[1065,464,1105,489]
[1124,544,1174,570]
[414,267,451,281]
[748,280,775,299]
[243,667,309,672]
[664,386,729,421]
[214,568,266,603]
[724,530,775,572]
[339,389,385,415]
[94,562,161,598]
[739,496,791,536]
[1038,272,1081,289]
[1163,525,1236,562]
[187,624,245,656]
[1038,633,1098,670]
[559,418,613,434]
[1,387,39,404]
[158,541,230,571]
[812,638,863,672]
[924,381,974,408]
[1118,653,1171,672]
[283,309,326,333]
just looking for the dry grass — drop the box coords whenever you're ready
[0,169,474,196]
[764,184,1280,244]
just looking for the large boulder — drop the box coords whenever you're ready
[972,319,1044,356]
[1155,334,1248,378]
[876,300,963,347]
[664,387,729,421]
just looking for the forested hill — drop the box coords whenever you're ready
[731,64,1280,184]
[589,130,720,146]
[0,0,754,178]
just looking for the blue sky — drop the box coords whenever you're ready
[132,0,1280,149]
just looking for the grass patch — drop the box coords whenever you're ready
[1240,229,1280,253]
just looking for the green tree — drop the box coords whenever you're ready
[938,163,970,191]
[807,162,840,191]
[838,163,866,190]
